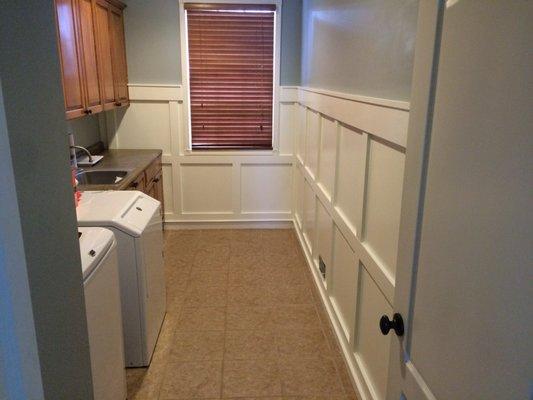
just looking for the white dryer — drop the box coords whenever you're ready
[77,191,166,367]
[78,227,126,400]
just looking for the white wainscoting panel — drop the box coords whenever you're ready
[305,109,320,179]
[315,198,333,283]
[294,166,304,229]
[180,163,233,213]
[112,102,172,153]
[292,86,410,400]
[162,164,175,214]
[302,178,316,253]
[127,84,183,101]
[298,87,409,147]
[318,116,338,201]
[279,103,296,155]
[330,226,359,342]
[296,105,307,164]
[241,164,292,213]
[335,125,367,237]
[362,138,405,280]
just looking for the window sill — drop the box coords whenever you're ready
[184,149,279,157]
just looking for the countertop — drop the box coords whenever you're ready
[77,148,162,191]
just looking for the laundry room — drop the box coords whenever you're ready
[1,1,532,400]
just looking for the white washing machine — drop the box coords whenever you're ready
[77,191,166,367]
[78,227,126,400]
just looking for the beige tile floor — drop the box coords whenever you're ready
[126,229,358,400]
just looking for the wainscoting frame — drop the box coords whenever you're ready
[105,84,296,225]
[105,83,410,400]
[291,86,410,400]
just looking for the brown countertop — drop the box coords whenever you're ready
[77,148,162,191]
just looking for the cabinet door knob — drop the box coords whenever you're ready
[379,313,404,336]
[115,101,122,106]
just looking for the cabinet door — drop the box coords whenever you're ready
[146,182,156,199]
[77,0,103,114]
[55,0,86,119]
[109,5,129,106]
[93,0,115,110]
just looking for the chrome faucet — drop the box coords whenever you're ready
[70,145,93,163]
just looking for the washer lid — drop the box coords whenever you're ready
[77,191,160,237]
[78,227,115,280]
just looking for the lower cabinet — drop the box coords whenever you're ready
[127,156,164,217]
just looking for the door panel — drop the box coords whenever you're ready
[77,0,102,113]
[388,2,533,399]
[55,0,85,119]
[94,0,115,108]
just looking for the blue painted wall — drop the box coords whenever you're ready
[301,0,418,100]
[123,0,303,85]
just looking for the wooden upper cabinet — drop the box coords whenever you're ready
[55,0,86,119]
[77,0,103,114]
[94,0,116,110]
[109,4,129,106]
[55,0,128,119]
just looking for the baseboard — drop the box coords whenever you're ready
[292,220,372,400]
[164,220,294,230]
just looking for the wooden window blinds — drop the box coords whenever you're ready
[185,3,275,149]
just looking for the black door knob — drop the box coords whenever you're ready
[379,313,404,336]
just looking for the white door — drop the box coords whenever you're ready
[386,1,533,400]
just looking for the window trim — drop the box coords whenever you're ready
[178,0,282,155]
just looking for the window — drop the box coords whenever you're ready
[184,3,275,150]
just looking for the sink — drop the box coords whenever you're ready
[76,170,129,185]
